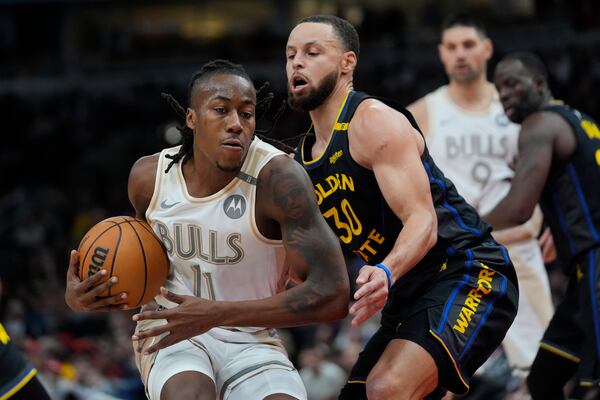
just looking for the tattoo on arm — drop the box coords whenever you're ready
[263,162,348,317]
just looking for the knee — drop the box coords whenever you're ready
[160,374,214,400]
[366,376,418,400]
[160,384,203,400]
[365,378,397,400]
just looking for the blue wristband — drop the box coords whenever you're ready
[375,263,392,289]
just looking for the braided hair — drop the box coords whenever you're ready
[162,59,291,173]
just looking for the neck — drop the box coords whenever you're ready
[183,152,239,198]
[447,75,494,112]
[308,79,353,142]
[540,92,555,108]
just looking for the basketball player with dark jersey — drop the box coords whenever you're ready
[488,52,600,400]
[287,15,518,399]
[0,279,51,400]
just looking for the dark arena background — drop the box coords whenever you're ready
[1,1,598,399]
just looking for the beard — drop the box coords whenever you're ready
[449,65,479,83]
[287,71,338,112]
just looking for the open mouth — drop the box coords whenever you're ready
[291,76,308,94]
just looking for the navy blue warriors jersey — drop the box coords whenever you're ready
[539,103,600,267]
[295,91,496,302]
[0,323,38,398]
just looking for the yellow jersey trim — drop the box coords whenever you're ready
[539,342,581,363]
[346,380,366,384]
[302,90,351,166]
[0,368,37,400]
[429,330,469,394]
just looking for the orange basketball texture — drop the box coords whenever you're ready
[77,216,169,309]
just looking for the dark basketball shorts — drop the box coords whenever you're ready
[0,336,38,399]
[535,247,600,390]
[339,242,519,399]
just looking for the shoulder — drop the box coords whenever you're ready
[256,153,317,222]
[353,98,414,137]
[521,110,571,140]
[129,153,160,184]
[128,153,160,216]
[349,98,421,164]
[257,153,311,188]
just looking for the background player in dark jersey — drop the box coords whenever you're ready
[0,278,52,400]
[486,52,600,400]
[287,14,518,400]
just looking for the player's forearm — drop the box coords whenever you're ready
[382,210,437,282]
[217,275,349,327]
[484,197,535,231]
[491,204,543,245]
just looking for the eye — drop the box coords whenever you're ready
[463,41,476,49]
[214,107,226,114]
[287,53,296,60]
[241,111,254,120]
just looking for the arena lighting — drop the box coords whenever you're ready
[164,122,182,145]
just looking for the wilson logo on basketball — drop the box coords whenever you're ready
[88,246,109,277]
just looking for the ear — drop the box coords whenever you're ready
[534,75,547,93]
[437,43,446,64]
[186,108,195,130]
[341,51,357,75]
[483,38,493,60]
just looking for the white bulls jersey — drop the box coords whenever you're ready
[425,86,520,214]
[145,137,287,342]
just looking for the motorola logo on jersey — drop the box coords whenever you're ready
[494,113,511,127]
[224,194,246,219]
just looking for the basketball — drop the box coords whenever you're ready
[77,216,169,309]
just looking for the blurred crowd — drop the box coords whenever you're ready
[1,1,599,399]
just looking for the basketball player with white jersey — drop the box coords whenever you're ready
[408,14,553,379]
[65,59,350,400]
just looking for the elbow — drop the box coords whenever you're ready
[513,205,534,227]
[327,296,349,321]
[320,277,350,321]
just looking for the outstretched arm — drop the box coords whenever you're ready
[348,100,438,326]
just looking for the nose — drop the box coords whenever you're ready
[226,112,243,134]
[497,86,511,103]
[455,46,467,59]
[291,54,304,70]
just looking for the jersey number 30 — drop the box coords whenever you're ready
[323,199,362,244]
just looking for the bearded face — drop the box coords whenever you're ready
[287,70,338,112]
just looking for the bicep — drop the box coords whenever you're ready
[260,157,345,279]
[357,110,435,223]
[127,155,158,220]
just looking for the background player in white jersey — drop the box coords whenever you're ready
[64,59,350,400]
[408,14,553,384]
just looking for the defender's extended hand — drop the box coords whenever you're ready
[349,265,389,327]
[64,250,127,312]
[131,287,218,354]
